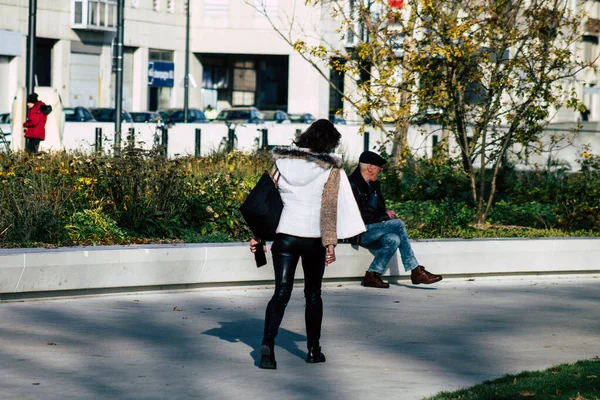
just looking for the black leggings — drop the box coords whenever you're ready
[25,138,41,153]
[262,234,326,349]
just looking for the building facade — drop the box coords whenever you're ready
[0,0,332,118]
[0,0,598,123]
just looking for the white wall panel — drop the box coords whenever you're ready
[70,53,100,108]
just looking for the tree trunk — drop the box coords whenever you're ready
[391,116,409,159]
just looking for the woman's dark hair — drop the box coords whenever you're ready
[294,119,341,153]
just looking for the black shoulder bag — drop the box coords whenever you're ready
[239,168,282,241]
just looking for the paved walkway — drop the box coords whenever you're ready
[0,276,598,400]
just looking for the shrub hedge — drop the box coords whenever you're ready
[0,148,598,248]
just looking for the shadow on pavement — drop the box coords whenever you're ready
[202,318,307,367]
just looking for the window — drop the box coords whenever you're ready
[203,65,228,89]
[232,91,255,106]
[149,49,174,62]
[89,1,98,25]
[153,0,160,11]
[168,0,175,13]
[99,2,106,26]
[329,58,345,120]
[107,3,114,27]
[72,0,117,31]
[582,35,599,63]
[254,0,278,18]
[74,1,83,23]
[232,59,256,106]
[205,0,229,18]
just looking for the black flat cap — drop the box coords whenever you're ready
[359,151,387,167]
[27,93,39,103]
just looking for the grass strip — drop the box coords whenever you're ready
[424,359,600,400]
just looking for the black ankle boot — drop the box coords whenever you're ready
[306,345,326,363]
[259,344,277,369]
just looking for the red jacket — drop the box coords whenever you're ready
[23,101,48,140]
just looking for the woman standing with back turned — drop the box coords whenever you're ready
[250,119,365,369]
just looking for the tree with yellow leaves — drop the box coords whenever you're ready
[252,0,592,223]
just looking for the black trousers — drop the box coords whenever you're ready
[25,138,41,153]
[262,234,326,349]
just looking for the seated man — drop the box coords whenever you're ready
[348,151,443,288]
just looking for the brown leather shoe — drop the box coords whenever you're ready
[411,265,443,285]
[361,271,390,289]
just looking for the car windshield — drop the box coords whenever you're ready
[91,109,131,122]
[216,110,251,120]
[170,111,187,120]
[131,113,150,122]
[261,111,277,120]
[289,113,314,123]
[91,109,113,121]
[64,109,77,121]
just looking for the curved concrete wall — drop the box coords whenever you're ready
[1,238,599,297]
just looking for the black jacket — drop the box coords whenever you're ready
[348,167,390,225]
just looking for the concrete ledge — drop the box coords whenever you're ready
[1,238,599,298]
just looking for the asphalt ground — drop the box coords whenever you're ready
[0,276,598,400]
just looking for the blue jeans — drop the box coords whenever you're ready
[360,219,419,275]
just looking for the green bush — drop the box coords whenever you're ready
[179,230,229,243]
[0,150,272,247]
[380,152,471,203]
[1,147,599,248]
[66,208,125,245]
[0,154,74,245]
[388,200,475,237]
[487,200,558,229]
[503,150,600,231]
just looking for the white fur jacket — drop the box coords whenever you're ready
[272,146,366,245]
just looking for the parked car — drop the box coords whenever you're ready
[409,108,444,125]
[214,107,263,124]
[329,114,347,125]
[167,108,208,123]
[261,110,290,124]
[63,107,95,122]
[288,113,316,124]
[130,111,161,123]
[90,108,133,123]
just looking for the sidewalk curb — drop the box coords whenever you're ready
[1,237,599,300]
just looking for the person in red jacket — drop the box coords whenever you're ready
[23,93,49,154]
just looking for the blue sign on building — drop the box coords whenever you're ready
[148,61,175,87]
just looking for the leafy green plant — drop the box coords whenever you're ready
[65,208,125,245]
[388,200,475,237]
[179,229,229,243]
[487,201,558,229]
[1,148,599,248]
[380,152,471,203]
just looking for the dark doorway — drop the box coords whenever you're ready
[329,58,345,120]
[256,56,288,110]
[35,38,56,87]
[148,87,159,111]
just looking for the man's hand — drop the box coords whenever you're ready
[386,210,397,219]
[325,244,336,266]
[249,237,267,253]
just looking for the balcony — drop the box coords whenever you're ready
[71,0,117,32]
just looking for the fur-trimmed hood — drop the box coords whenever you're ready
[272,145,366,240]
[272,146,343,169]
[272,146,342,188]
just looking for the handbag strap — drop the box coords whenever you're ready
[270,166,281,187]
